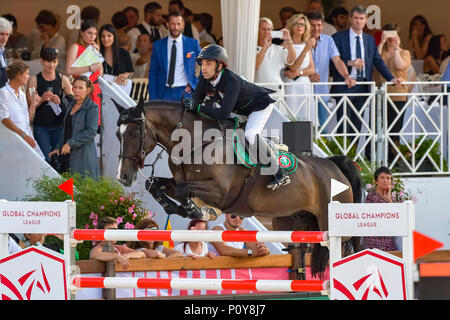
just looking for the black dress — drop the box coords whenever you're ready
[102,48,134,76]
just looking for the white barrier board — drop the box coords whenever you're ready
[0,201,69,234]
[328,202,410,237]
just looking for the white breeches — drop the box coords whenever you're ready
[244,104,274,145]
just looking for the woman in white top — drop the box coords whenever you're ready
[0,61,44,158]
[255,17,296,91]
[283,14,315,120]
[174,219,216,259]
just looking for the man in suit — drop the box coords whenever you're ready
[331,5,401,134]
[148,11,201,102]
[0,17,12,88]
[128,2,167,53]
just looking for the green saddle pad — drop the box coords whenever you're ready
[232,119,298,174]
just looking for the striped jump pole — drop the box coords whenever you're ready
[71,229,328,244]
[72,277,329,294]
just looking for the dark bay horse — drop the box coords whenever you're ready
[113,99,363,278]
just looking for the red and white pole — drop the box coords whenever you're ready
[71,229,328,244]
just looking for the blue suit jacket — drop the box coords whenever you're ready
[148,35,201,100]
[331,29,394,92]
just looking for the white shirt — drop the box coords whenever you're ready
[128,21,168,53]
[174,242,209,257]
[166,34,188,87]
[9,236,22,254]
[255,44,290,90]
[349,27,366,79]
[0,47,7,68]
[0,83,44,158]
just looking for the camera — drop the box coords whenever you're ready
[270,31,283,39]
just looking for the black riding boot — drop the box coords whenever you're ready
[253,134,291,191]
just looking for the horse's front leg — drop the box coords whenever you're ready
[144,177,188,218]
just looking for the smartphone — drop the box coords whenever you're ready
[384,30,398,38]
[270,31,283,39]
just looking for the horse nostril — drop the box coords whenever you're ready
[123,174,128,181]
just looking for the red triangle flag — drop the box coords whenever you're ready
[413,230,443,262]
[58,178,74,202]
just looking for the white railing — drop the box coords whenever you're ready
[254,80,450,176]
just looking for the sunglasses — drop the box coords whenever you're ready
[230,215,245,220]
[294,22,306,28]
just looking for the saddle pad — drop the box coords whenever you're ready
[232,119,298,174]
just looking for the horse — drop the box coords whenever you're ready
[113,98,363,279]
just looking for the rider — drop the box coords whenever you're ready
[189,44,290,190]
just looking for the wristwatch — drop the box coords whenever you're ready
[247,249,253,256]
[299,70,304,76]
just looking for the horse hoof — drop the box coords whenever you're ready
[201,206,218,221]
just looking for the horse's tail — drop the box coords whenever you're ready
[327,155,363,203]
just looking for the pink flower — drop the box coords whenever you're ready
[128,206,134,214]
[124,222,135,230]
[99,205,104,210]
[89,212,98,220]
[120,197,124,202]
[114,200,118,204]
[116,217,123,225]
[132,213,137,220]
[84,224,90,229]
[92,220,97,227]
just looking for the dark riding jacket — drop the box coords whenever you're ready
[193,68,275,120]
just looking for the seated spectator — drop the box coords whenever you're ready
[327,6,349,32]
[0,17,12,89]
[173,219,216,259]
[99,24,133,84]
[27,47,73,165]
[8,235,22,254]
[89,216,145,269]
[442,62,450,105]
[182,7,194,24]
[131,33,152,78]
[375,24,411,162]
[128,2,167,53]
[255,17,295,91]
[208,214,270,257]
[123,6,139,31]
[192,14,216,47]
[2,14,28,58]
[49,76,99,179]
[111,11,131,51]
[409,15,433,60]
[0,61,44,158]
[362,167,399,251]
[305,0,337,36]
[128,218,183,258]
[66,6,100,50]
[423,34,449,75]
[28,10,65,61]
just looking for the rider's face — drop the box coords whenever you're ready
[201,59,221,80]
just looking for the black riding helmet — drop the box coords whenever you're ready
[196,44,229,68]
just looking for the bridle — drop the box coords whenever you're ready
[118,106,186,180]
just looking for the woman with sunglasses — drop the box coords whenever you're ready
[208,214,270,258]
[283,13,315,120]
[26,47,73,167]
[127,218,183,258]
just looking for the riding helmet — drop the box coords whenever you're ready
[196,44,228,67]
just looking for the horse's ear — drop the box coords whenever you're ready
[133,98,145,117]
[111,99,126,114]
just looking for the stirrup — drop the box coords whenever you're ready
[266,173,291,190]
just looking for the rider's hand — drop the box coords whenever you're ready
[182,98,196,111]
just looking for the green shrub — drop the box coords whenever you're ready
[24,172,154,259]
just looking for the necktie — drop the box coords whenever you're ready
[168,40,177,87]
[356,35,362,78]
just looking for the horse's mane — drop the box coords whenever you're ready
[143,100,183,110]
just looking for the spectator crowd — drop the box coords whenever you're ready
[1,0,450,259]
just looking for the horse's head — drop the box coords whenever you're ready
[113,99,158,187]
